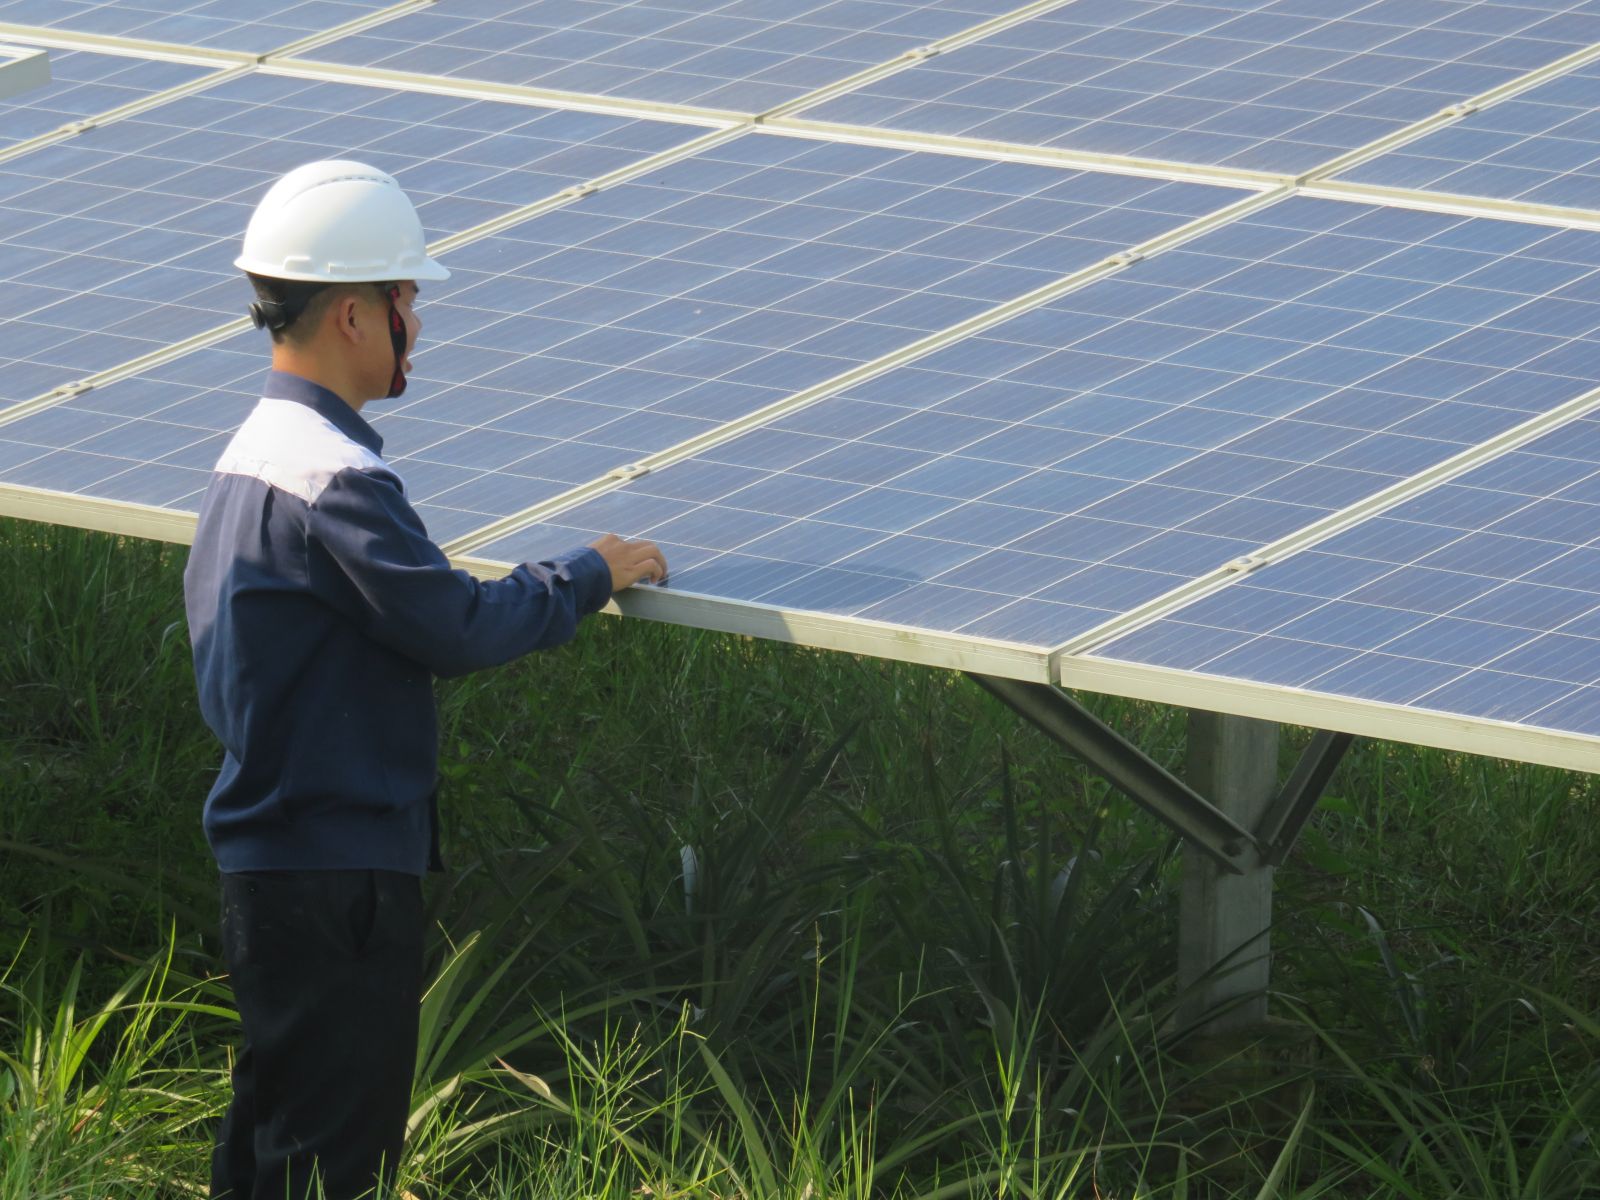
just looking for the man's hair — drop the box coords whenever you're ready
[246,274,379,345]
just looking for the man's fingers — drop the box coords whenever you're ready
[627,546,668,585]
[589,534,667,590]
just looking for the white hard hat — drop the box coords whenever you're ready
[235,159,449,283]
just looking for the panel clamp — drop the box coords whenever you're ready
[1109,250,1144,268]
[607,462,651,481]
[1223,554,1267,573]
[62,118,96,134]
[559,182,599,201]
[57,379,94,396]
[904,45,940,62]
[1442,101,1479,118]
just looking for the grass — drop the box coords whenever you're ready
[2,517,1597,1197]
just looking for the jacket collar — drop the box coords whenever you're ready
[262,370,384,456]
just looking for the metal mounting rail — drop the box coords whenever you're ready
[763,116,1289,190]
[1299,178,1600,233]
[259,57,745,126]
[0,21,252,65]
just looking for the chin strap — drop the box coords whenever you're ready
[383,283,407,399]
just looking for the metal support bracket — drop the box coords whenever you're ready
[1253,730,1354,866]
[0,43,48,101]
[968,674,1259,873]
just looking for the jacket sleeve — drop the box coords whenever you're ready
[305,466,613,678]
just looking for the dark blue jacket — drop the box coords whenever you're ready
[183,371,612,876]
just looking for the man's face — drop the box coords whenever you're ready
[392,280,421,380]
[357,280,421,400]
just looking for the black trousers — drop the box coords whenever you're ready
[212,869,424,1200]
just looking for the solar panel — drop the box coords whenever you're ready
[465,195,1600,646]
[0,0,396,54]
[801,0,1600,174]
[0,70,703,407]
[4,0,1600,768]
[0,48,214,147]
[1091,412,1600,736]
[299,0,1024,112]
[0,134,1247,540]
[1338,59,1600,208]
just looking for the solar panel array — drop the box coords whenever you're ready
[4,0,1600,769]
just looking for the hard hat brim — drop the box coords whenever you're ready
[235,253,450,283]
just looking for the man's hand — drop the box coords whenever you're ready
[590,533,668,592]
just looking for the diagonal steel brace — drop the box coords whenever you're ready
[1254,729,1354,866]
[969,675,1258,873]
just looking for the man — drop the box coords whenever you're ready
[183,159,666,1199]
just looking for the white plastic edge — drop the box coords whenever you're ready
[454,553,1054,682]
[0,483,199,545]
[1060,655,1600,775]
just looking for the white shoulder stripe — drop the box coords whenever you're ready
[214,398,394,505]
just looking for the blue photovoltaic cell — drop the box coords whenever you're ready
[303,0,1023,113]
[0,71,701,405]
[804,0,1600,174]
[0,0,393,54]
[472,195,1600,648]
[0,135,1244,542]
[1340,61,1600,209]
[1095,413,1600,737]
[0,49,216,148]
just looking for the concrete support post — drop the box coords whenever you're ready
[1178,710,1279,1034]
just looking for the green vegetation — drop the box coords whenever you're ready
[2,518,1596,1197]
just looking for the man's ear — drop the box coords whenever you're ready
[334,293,362,343]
